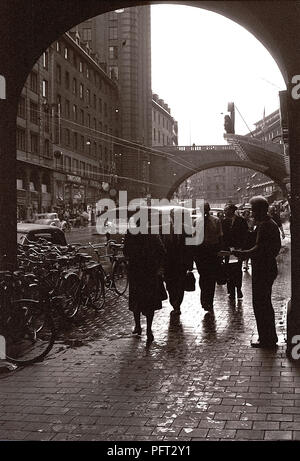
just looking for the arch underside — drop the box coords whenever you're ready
[166,160,287,200]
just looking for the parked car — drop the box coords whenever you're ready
[17,223,67,246]
[34,213,61,228]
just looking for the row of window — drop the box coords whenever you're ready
[55,40,114,95]
[18,97,51,132]
[153,128,171,145]
[56,92,110,122]
[17,128,51,157]
[152,109,173,131]
[59,155,113,180]
[62,128,113,164]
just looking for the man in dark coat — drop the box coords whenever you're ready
[222,204,249,300]
[163,225,193,316]
[233,196,281,348]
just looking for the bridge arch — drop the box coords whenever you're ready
[166,162,288,201]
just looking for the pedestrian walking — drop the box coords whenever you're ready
[162,210,194,316]
[233,196,281,348]
[123,225,166,344]
[193,202,223,312]
[222,204,249,300]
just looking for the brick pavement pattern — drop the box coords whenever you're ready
[0,233,298,441]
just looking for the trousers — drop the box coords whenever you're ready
[252,267,278,345]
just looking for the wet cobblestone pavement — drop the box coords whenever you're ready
[0,231,299,442]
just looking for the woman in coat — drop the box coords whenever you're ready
[123,229,166,344]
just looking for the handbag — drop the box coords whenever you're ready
[184,270,196,291]
[158,275,168,301]
[216,261,228,285]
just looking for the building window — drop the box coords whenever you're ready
[93,94,97,109]
[73,132,78,150]
[79,83,84,99]
[109,46,118,59]
[56,64,61,84]
[42,79,48,98]
[109,66,118,80]
[42,51,49,69]
[65,128,70,146]
[30,133,39,153]
[87,114,90,127]
[44,139,50,157]
[72,78,77,95]
[99,98,102,113]
[80,135,84,152]
[64,47,69,60]
[72,104,77,121]
[80,109,84,125]
[30,101,38,124]
[30,72,38,93]
[79,61,83,73]
[16,128,26,151]
[17,96,26,118]
[82,28,92,42]
[86,67,90,79]
[65,71,70,89]
[44,107,50,132]
[153,128,156,141]
[65,99,70,118]
[109,27,118,40]
[64,155,71,172]
[80,161,86,176]
[86,89,90,105]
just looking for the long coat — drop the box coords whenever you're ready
[123,232,166,316]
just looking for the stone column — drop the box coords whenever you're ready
[286,80,300,357]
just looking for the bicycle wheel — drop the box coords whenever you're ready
[4,300,56,365]
[92,268,105,310]
[112,259,128,295]
[58,272,81,319]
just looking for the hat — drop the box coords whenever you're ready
[225,203,237,211]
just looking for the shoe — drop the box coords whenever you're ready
[203,305,213,312]
[251,341,278,349]
[132,327,142,335]
[237,290,243,299]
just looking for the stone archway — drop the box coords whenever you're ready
[0,1,299,354]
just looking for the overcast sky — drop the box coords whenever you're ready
[151,4,286,146]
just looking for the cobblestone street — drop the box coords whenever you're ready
[0,230,298,442]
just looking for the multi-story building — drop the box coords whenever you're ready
[16,31,120,220]
[177,166,239,207]
[234,109,284,204]
[75,6,152,198]
[152,93,178,147]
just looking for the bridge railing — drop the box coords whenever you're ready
[166,145,234,151]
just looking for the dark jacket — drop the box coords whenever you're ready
[222,215,249,250]
[123,232,166,315]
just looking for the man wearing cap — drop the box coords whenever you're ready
[233,196,281,348]
[222,203,249,301]
[193,202,223,312]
